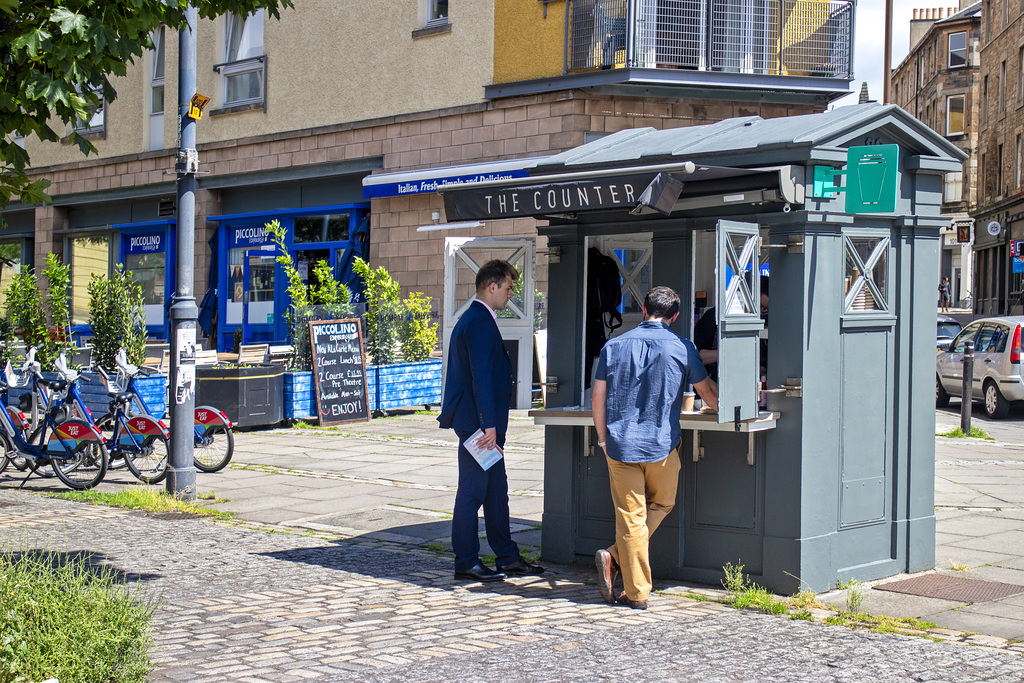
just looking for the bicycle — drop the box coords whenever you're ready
[0,360,108,490]
[113,349,234,473]
[49,352,171,485]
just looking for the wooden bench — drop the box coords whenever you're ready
[267,344,294,365]
[195,349,220,366]
[237,343,269,365]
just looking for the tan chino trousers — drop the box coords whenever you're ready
[605,446,681,602]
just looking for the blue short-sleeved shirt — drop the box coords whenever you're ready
[595,321,708,463]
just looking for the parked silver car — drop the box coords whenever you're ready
[936,316,1024,418]
[937,315,963,350]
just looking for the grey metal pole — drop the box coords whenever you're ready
[168,4,199,499]
[960,340,974,434]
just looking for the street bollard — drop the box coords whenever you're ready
[960,339,974,434]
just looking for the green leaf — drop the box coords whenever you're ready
[0,0,19,17]
[50,8,89,38]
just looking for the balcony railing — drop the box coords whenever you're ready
[565,0,853,79]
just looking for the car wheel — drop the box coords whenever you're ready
[984,381,1010,419]
[936,375,951,408]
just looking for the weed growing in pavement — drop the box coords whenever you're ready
[681,593,711,602]
[51,487,234,520]
[790,610,813,621]
[835,577,864,614]
[0,544,159,683]
[720,562,788,615]
[824,612,936,634]
[937,426,994,440]
[414,409,439,416]
[789,589,825,611]
[425,542,450,554]
[947,560,970,571]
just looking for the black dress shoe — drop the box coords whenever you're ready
[454,563,506,582]
[498,559,545,576]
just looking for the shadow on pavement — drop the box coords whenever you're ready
[0,548,162,584]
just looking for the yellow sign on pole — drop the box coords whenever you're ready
[188,94,211,120]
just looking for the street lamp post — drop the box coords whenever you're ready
[168,4,200,499]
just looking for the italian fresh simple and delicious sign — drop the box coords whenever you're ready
[308,318,369,425]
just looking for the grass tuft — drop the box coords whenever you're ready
[51,487,234,520]
[720,562,788,615]
[0,546,159,683]
[937,426,994,440]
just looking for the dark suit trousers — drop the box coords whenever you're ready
[452,431,520,571]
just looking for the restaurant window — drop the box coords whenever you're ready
[948,31,967,68]
[71,235,110,325]
[946,94,965,135]
[293,214,349,244]
[221,10,264,106]
[125,248,165,307]
[843,234,889,313]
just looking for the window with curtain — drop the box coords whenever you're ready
[944,170,963,203]
[71,235,110,325]
[427,0,449,25]
[223,10,264,105]
[946,94,965,135]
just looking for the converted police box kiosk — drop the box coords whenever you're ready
[440,103,966,593]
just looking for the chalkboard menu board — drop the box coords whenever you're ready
[308,318,369,425]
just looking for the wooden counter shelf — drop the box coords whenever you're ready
[528,406,780,466]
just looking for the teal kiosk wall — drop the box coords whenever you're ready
[438,104,967,593]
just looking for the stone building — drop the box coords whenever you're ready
[971,0,1024,315]
[2,0,857,349]
[892,2,981,308]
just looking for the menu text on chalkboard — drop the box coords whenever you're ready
[308,318,369,425]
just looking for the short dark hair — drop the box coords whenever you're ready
[760,274,769,297]
[644,286,680,319]
[476,260,518,291]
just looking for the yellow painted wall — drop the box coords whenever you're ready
[24,1,494,168]
[493,0,566,83]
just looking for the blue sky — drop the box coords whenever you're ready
[832,0,915,107]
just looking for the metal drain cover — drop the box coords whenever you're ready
[874,574,1024,602]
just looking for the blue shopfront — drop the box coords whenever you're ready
[209,203,370,352]
[113,220,176,339]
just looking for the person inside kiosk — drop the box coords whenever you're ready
[694,274,770,383]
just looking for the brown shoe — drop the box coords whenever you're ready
[617,591,648,610]
[595,549,618,604]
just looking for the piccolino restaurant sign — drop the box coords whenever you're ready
[443,174,668,221]
[228,224,273,248]
[125,232,164,255]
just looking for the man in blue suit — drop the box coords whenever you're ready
[438,259,544,582]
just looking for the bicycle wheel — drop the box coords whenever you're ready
[119,415,169,485]
[0,433,10,473]
[194,425,234,473]
[48,421,108,490]
[94,413,129,470]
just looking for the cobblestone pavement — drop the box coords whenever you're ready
[4,489,1024,682]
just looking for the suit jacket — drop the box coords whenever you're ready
[438,301,514,435]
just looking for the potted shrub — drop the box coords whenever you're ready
[353,260,442,413]
[266,220,354,421]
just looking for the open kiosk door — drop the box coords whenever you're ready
[443,237,536,409]
[715,220,762,425]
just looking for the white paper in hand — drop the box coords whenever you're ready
[465,428,504,471]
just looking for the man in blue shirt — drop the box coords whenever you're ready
[592,286,718,609]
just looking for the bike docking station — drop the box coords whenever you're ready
[431,103,968,593]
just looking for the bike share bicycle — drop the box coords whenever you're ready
[113,349,234,473]
[46,351,172,485]
[0,355,108,490]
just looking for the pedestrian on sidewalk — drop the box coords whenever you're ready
[592,286,718,609]
[939,276,952,312]
[438,259,545,583]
